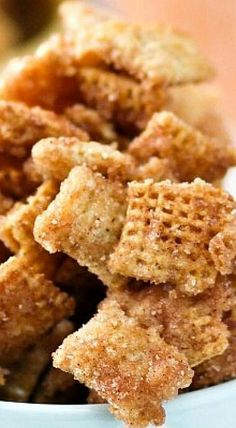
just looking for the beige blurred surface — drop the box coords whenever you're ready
[98,0,236,123]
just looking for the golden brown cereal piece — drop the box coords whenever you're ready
[0,101,88,159]
[53,300,193,427]
[60,2,213,86]
[209,221,236,276]
[109,179,236,295]
[192,308,236,388]
[0,320,74,402]
[0,255,74,365]
[64,104,119,144]
[128,111,236,182]
[109,276,233,367]
[77,67,166,133]
[165,84,230,141]
[34,166,127,288]
[0,180,60,278]
[0,35,80,111]
[32,137,135,183]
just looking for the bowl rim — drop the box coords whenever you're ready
[0,379,236,414]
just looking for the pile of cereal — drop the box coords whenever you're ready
[0,2,236,427]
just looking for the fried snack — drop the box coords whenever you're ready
[165,84,230,141]
[53,300,193,427]
[0,101,88,159]
[0,320,74,402]
[0,255,74,365]
[60,2,213,86]
[32,137,135,183]
[109,179,236,295]
[192,307,236,389]
[76,67,166,133]
[128,111,236,182]
[34,166,127,288]
[0,35,80,111]
[0,180,60,278]
[209,221,236,276]
[109,276,233,367]
[64,104,119,144]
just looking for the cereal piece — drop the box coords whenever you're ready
[76,67,166,133]
[109,276,233,367]
[32,137,134,182]
[64,104,119,143]
[34,166,127,288]
[128,111,236,182]
[0,180,60,278]
[0,320,74,402]
[60,2,213,86]
[209,221,236,276]
[192,307,236,388]
[0,255,75,365]
[165,84,230,141]
[53,300,193,427]
[0,35,80,111]
[0,101,88,159]
[109,179,236,295]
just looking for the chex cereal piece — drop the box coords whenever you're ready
[109,179,236,295]
[53,300,193,427]
[0,255,74,365]
[133,157,176,182]
[77,67,166,133]
[192,305,236,388]
[128,111,236,182]
[61,2,213,86]
[0,320,74,402]
[34,166,127,288]
[64,104,119,144]
[32,137,135,183]
[0,101,88,159]
[109,275,233,367]
[0,180,60,278]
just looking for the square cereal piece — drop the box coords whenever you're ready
[109,179,236,295]
[0,101,88,159]
[32,137,135,183]
[128,111,236,182]
[0,256,74,365]
[53,300,192,427]
[60,2,213,86]
[109,275,233,367]
[34,165,127,288]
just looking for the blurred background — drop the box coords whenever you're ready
[0,0,235,123]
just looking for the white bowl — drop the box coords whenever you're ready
[1,379,236,428]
